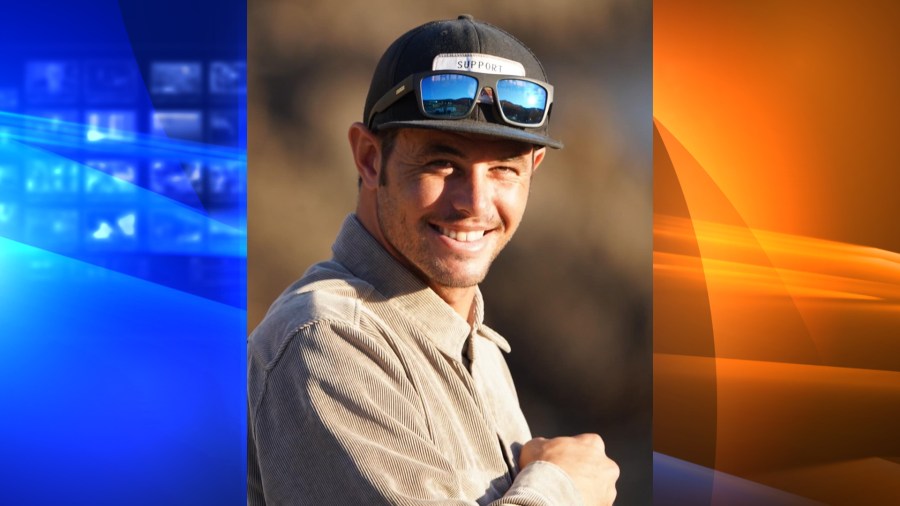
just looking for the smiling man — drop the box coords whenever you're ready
[248,15,619,506]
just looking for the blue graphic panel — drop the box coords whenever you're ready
[0,0,246,504]
[0,0,246,308]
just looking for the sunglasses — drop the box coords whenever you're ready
[367,71,554,129]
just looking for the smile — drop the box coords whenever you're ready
[436,226,488,243]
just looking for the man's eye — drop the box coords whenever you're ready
[426,160,455,171]
[493,166,520,176]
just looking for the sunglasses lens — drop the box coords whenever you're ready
[496,79,548,125]
[421,74,478,118]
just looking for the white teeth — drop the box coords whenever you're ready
[440,227,485,242]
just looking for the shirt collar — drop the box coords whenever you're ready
[332,214,499,361]
[469,285,511,353]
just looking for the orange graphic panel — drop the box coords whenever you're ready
[654,1,900,503]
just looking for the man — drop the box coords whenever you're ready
[248,15,619,505]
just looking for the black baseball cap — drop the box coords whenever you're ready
[363,14,563,149]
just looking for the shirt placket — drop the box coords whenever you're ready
[463,329,519,481]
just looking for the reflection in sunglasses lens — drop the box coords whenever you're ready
[421,75,478,117]
[497,79,547,125]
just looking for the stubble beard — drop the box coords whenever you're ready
[376,194,505,290]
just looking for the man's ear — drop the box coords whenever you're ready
[348,122,382,189]
[531,146,547,173]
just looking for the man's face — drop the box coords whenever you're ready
[374,128,543,290]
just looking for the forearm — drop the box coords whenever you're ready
[487,462,584,506]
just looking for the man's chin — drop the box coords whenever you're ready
[427,266,490,289]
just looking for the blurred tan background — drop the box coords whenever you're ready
[248,1,651,503]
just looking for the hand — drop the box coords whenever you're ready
[519,433,619,506]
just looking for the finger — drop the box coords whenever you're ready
[573,433,606,450]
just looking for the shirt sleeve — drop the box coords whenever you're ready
[248,319,584,506]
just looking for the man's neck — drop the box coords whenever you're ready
[429,284,477,325]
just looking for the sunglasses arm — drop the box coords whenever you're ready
[366,74,419,128]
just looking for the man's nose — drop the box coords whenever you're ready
[450,168,490,216]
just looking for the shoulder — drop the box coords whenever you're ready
[248,259,377,367]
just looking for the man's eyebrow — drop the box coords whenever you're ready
[417,142,533,162]
[499,151,533,162]
[417,143,467,158]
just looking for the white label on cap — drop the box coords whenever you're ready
[432,53,526,76]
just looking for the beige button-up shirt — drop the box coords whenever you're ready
[248,215,582,505]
